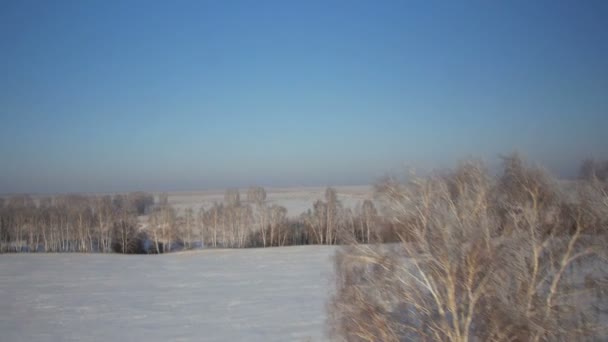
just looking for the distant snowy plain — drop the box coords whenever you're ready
[165,185,373,217]
[0,246,337,342]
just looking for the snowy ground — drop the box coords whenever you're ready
[0,246,337,342]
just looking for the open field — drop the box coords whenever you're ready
[0,246,337,342]
[164,185,373,217]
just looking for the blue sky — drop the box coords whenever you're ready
[1,0,607,193]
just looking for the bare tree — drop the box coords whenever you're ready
[183,207,194,249]
[197,206,206,248]
[95,196,114,253]
[248,186,268,247]
[330,158,607,341]
[325,187,339,245]
[301,187,344,245]
[204,203,223,248]
[149,201,176,253]
[268,205,287,246]
[361,199,377,243]
[304,200,326,245]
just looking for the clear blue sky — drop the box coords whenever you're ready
[1,0,607,193]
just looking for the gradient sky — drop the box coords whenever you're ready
[1,0,607,193]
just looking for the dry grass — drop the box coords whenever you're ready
[329,156,607,341]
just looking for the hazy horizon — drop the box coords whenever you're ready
[2,0,607,194]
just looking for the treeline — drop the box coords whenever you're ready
[2,156,606,255]
[0,192,154,253]
[0,184,380,253]
[140,186,379,251]
[126,186,379,253]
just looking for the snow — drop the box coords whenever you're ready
[0,246,337,342]
[166,185,373,217]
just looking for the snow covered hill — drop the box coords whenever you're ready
[0,246,337,341]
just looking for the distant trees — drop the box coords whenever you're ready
[325,187,339,245]
[301,187,359,245]
[202,203,223,248]
[0,185,382,253]
[221,189,249,248]
[182,207,194,249]
[149,196,176,253]
[248,186,268,247]
[0,185,380,253]
[95,196,114,252]
[304,199,326,245]
[4,157,605,257]
[268,205,283,245]
[0,192,156,253]
[359,199,377,243]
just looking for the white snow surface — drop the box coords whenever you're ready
[0,246,337,342]
[165,185,373,218]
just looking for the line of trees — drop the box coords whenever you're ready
[139,185,381,252]
[0,192,154,253]
[3,156,605,255]
[0,184,380,253]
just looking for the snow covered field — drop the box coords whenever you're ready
[166,185,373,217]
[0,246,337,341]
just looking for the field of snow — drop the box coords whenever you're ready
[0,246,337,342]
[166,185,373,217]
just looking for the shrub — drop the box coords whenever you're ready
[329,156,607,341]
